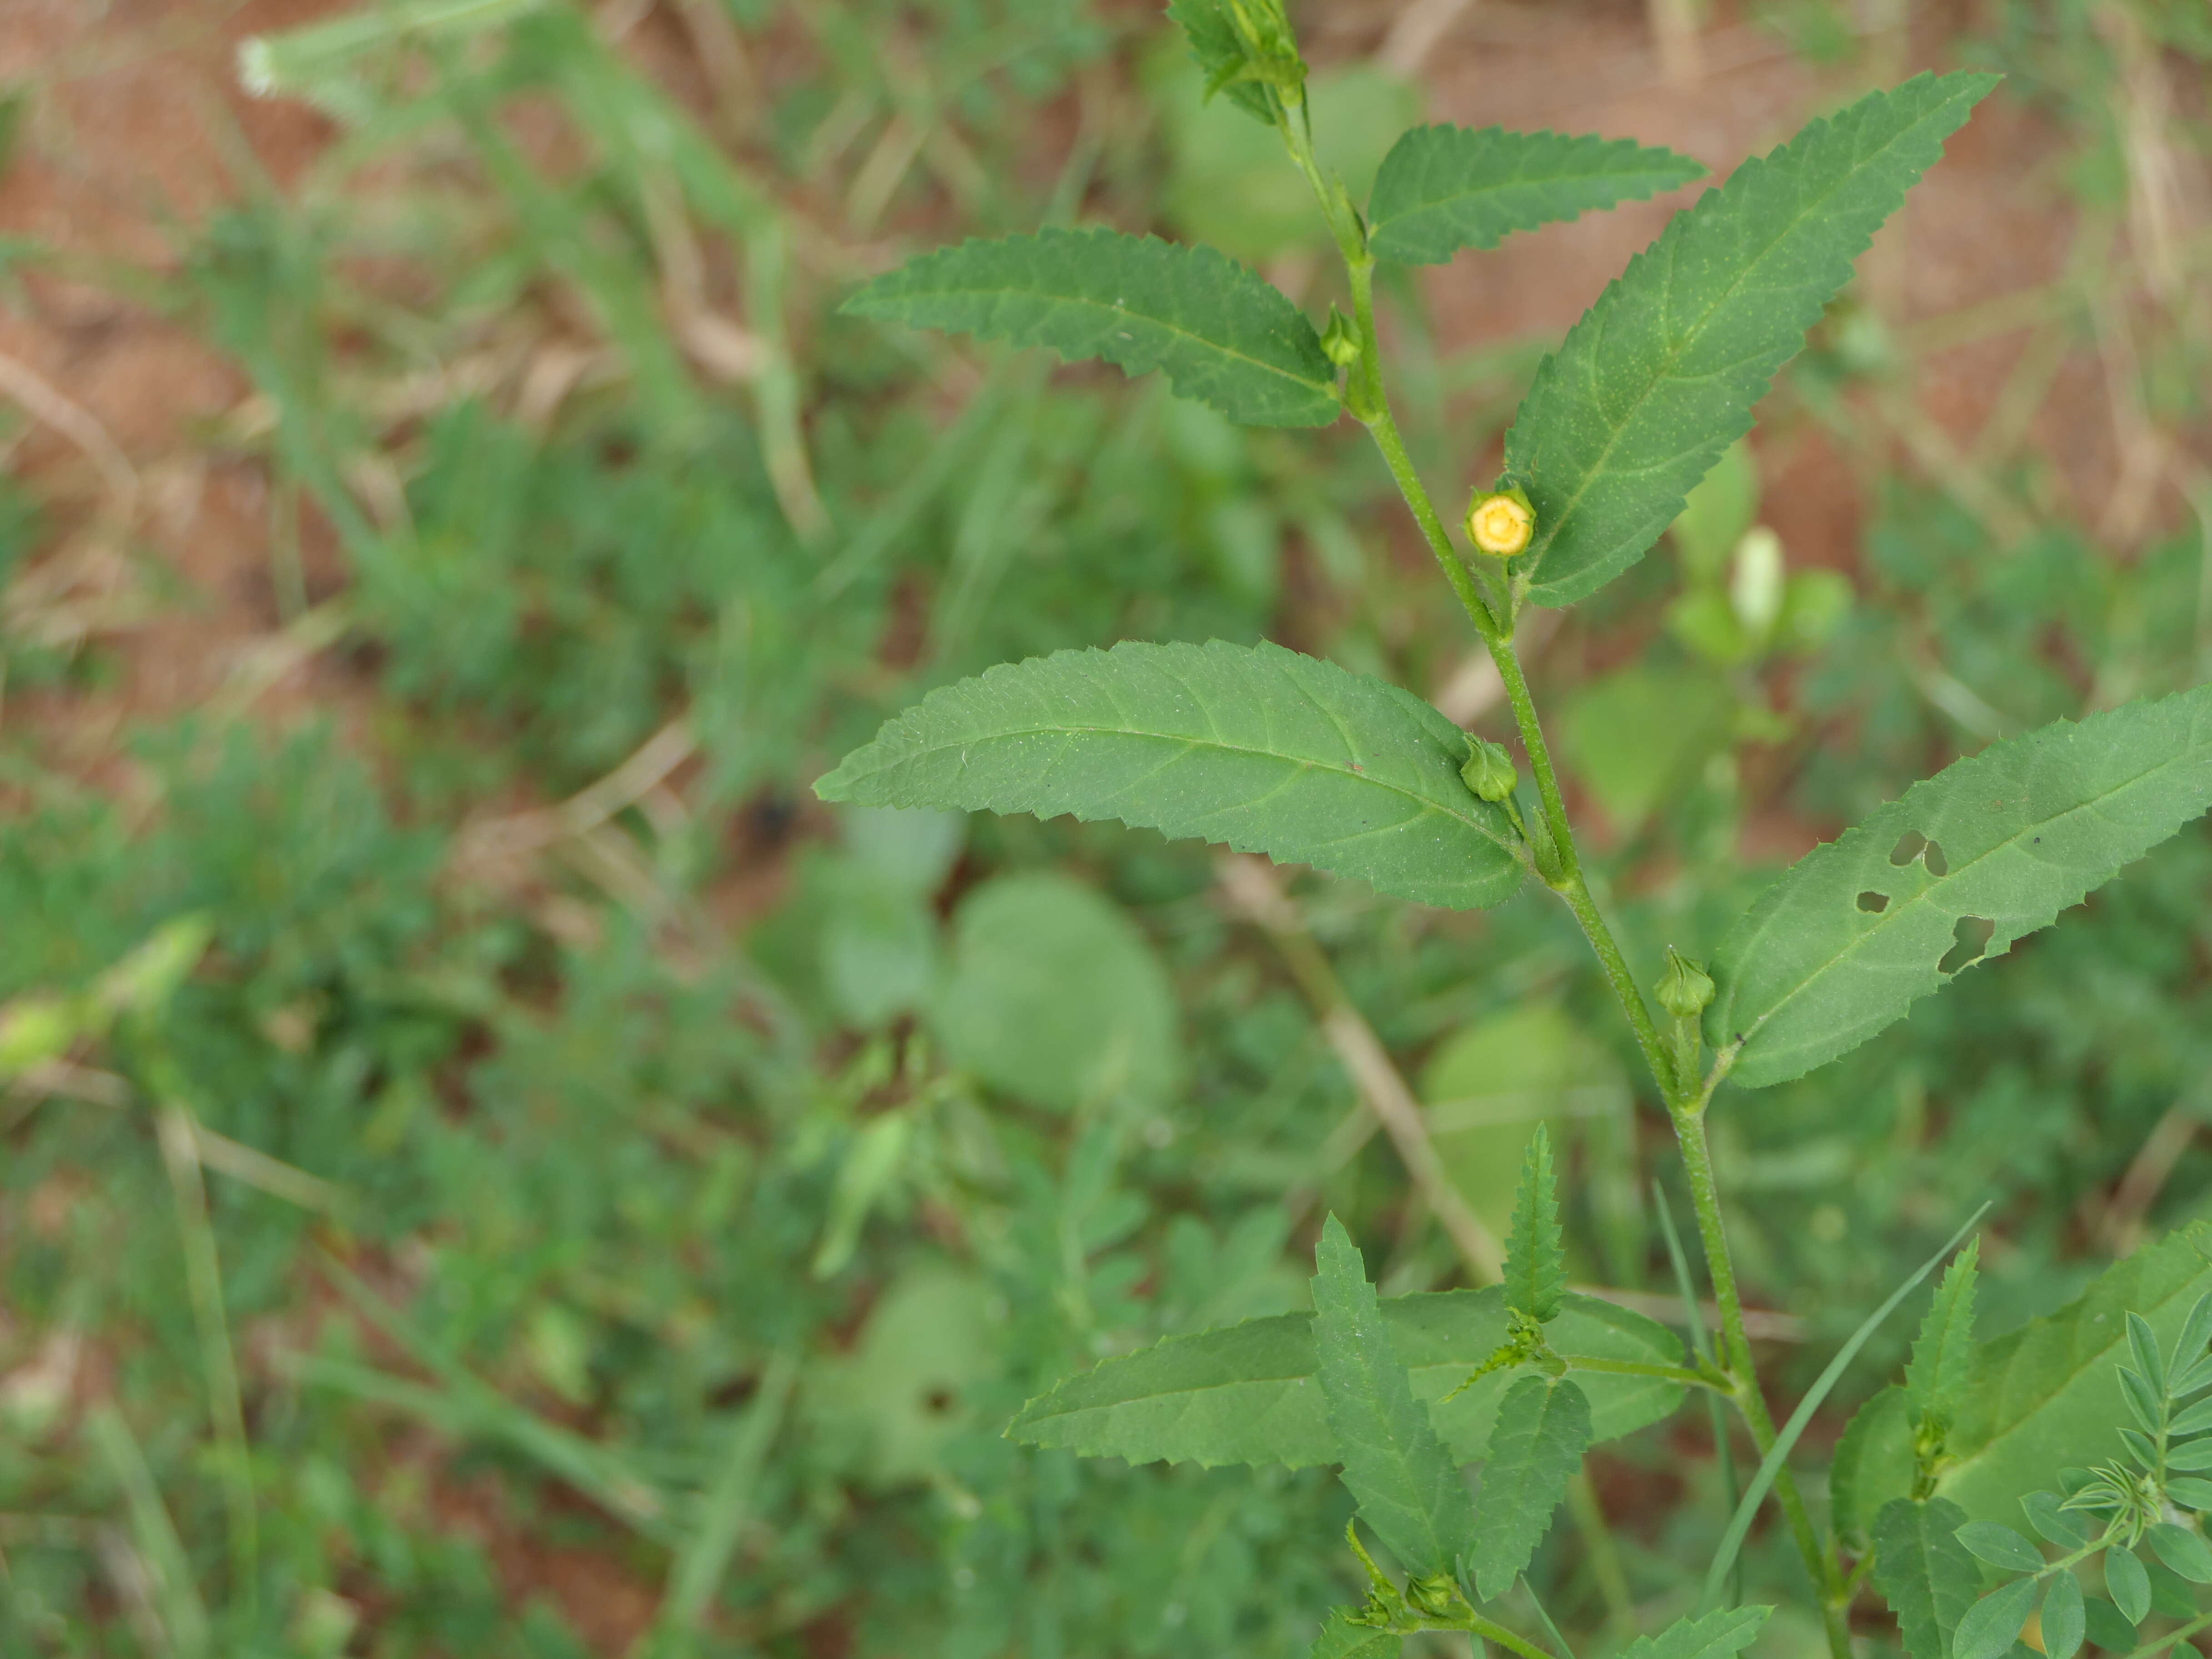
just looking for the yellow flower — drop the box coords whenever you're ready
[1466,489,1534,558]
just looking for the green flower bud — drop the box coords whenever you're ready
[1319,305,1361,368]
[1460,735,1518,803]
[1405,1573,1461,1619]
[1655,947,1716,1020]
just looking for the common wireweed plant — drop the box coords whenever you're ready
[821,5,2212,1655]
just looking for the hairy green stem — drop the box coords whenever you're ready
[1676,1103,1846,1645]
[1562,1353,1727,1393]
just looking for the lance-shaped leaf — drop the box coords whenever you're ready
[1506,73,1995,607]
[1006,1286,1684,1468]
[1503,1122,1566,1324]
[1468,1374,1590,1597]
[842,228,1339,427]
[816,639,1526,910]
[1907,1239,1982,1443]
[1873,1497,1981,1659]
[1367,126,1704,265]
[1312,1611,1401,1659]
[1622,1606,1771,1659]
[1705,682,2212,1087]
[1832,1221,2212,1527]
[1311,1216,1476,1576]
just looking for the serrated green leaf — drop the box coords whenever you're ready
[2043,1570,2086,1659]
[1311,1216,1476,1576]
[1833,1385,1914,1546]
[1955,1575,2039,1659]
[1311,1610,1402,1659]
[1908,1238,1982,1437]
[2107,1548,2152,1625]
[1366,126,1704,265]
[1166,0,1273,123]
[2081,1595,2137,1654]
[1507,73,1996,608]
[1503,1122,1566,1324]
[1956,1521,2045,1573]
[1468,1375,1590,1597]
[816,639,1525,910]
[2145,1523,2212,1584]
[1005,1285,1684,1468]
[842,229,1338,426]
[1620,1606,1771,1659]
[1706,683,2212,1087]
[1874,1497,1981,1659]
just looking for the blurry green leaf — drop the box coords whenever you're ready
[2043,1569,2086,1659]
[1873,1497,1980,1659]
[1707,683,2212,1087]
[2081,1595,2137,1654]
[95,913,216,1017]
[812,1110,916,1277]
[1667,589,1757,666]
[1561,665,1734,832]
[1503,1123,1566,1324]
[842,806,964,892]
[1622,1607,1771,1659]
[1420,1005,1625,1242]
[0,992,88,1080]
[1368,126,1702,265]
[931,874,1179,1111]
[842,230,1339,427]
[1671,440,1760,582]
[809,1268,1000,1488]
[1831,1386,1913,1547]
[1907,1238,1981,1441]
[1311,1216,1475,1575]
[1511,75,1996,607]
[1778,568,1853,651]
[1311,1610,1401,1658]
[1468,1375,1589,1597]
[1159,58,1416,261]
[818,640,1527,910]
[1007,1287,1684,1468]
[1954,1575,2038,1659]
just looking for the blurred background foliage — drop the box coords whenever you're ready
[0,0,2206,1654]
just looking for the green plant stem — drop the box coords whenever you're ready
[2121,1608,2212,1659]
[1463,1608,1563,1659]
[1675,1102,1845,1647]
[1560,1354,1724,1393]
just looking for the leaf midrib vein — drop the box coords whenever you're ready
[912,278,1330,396]
[897,719,1519,854]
